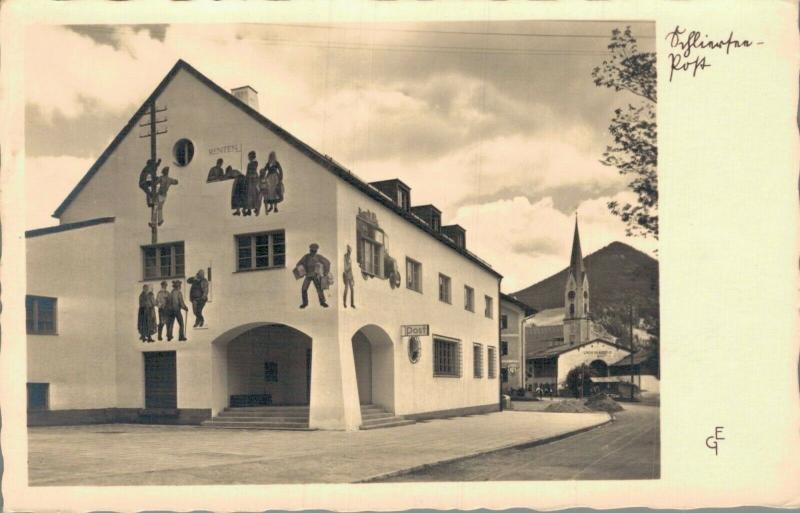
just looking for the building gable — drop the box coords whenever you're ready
[52,59,501,278]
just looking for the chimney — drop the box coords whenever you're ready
[231,85,259,111]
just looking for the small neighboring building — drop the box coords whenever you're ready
[609,348,660,393]
[499,293,535,393]
[521,219,632,390]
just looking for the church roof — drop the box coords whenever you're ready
[50,60,501,279]
[526,307,564,327]
[527,338,632,360]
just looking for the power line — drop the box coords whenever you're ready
[256,22,656,40]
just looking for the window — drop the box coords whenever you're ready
[433,337,461,377]
[236,231,286,271]
[406,257,422,293]
[501,368,508,383]
[431,213,441,232]
[26,296,57,334]
[438,274,452,304]
[500,314,508,330]
[464,285,474,312]
[27,383,49,411]
[488,346,497,378]
[485,295,494,318]
[173,138,195,167]
[264,362,278,382]
[357,216,386,277]
[143,242,184,280]
[501,340,509,356]
[473,343,483,378]
[398,188,410,211]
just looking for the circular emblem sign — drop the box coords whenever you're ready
[408,336,421,364]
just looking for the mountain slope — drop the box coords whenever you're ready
[511,241,659,319]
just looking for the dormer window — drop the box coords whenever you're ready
[398,188,410,211]
[431,214,441,232]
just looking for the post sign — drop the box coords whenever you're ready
[401,324,429,337]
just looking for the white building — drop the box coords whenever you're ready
[521,219,632,390]
[26,60,503,431]
[498,293,534,393]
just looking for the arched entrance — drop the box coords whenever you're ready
[211,322,312,411]
[351,325,395,412]
[589,359,609,377]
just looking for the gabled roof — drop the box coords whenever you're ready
[527,337,632,360]
[610,349,655,367]
[52,60,502,279]
[500,293,536,315]
[26,217,115,238]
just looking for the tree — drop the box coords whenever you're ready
[592,27,658,239]
[565,364,594,399]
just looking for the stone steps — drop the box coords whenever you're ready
[201,404,415,430]
[359,404,415,431]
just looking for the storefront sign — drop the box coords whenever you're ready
[583,350,611,357]
[208,144,243,156]
[401,324,429,337]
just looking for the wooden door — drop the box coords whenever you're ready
[144,351,177,409]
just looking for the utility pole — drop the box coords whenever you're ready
[629,303,635,400]
[139,99,168,244]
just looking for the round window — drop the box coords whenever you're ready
[567,290,575,300]
[408,336,421,364]
[173,138,195,167]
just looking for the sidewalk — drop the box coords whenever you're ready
[28,410,609,485]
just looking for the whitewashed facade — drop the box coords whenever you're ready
[26,60,502,430]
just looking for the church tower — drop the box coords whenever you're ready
[563,216,590,345]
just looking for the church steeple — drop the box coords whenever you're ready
[564,215,590,330]
[568,215,585,284]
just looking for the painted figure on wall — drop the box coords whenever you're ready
[138,158,161,207]
[207,158,225,182]
[166,280,189,341]
[137,284,157,342]
[294,243,331,309]
[151,166,178,228]
[227,165,247,215]
[343,245,355,308]
[260,151,285,214]
[155,280,170,341]
[244,150,261,216]
[355,208,401,289]
[187,269,209,328]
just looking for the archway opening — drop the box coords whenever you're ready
[219,323,312,407]
[351,324,395,412]
[589,359,609,377]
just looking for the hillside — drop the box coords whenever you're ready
[511,241,659,321]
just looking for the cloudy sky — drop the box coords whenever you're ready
[25,21,656,291]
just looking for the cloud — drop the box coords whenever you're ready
[25,156,95,229]
[450,193,657,291]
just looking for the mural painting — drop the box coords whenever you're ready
[166,280,189,341]
[137,284,157,343]
[187,269,209,328]
[293,243,331,309]
[342,244,355,308]
[356,209,401,289]
[211,150,287,217]
[155,280,170,340]
[259,151,285,214]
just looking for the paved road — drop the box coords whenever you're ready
[379,403,660,481]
